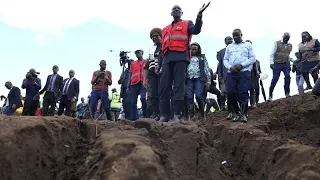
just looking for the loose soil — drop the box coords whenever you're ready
[1,94,320,180]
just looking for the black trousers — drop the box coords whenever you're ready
[58,95,71,116]
[147,75,160,116]
[42,91,57,116]
[159,61,187,118]
[22,99,39,116]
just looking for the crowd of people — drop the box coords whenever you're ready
[2,3,320,123]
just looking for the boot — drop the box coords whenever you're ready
[187,103,194,120]
[232,112,240,122]
[196,98,205,120]
[250,94,256,108]
[159,101,170,122]
[151,112,160,121]
[226,101,234,120]
[170,100,185,123]
[240,103,248,123]
[220,94,227,111]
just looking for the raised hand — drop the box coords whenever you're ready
[199,1,211,14]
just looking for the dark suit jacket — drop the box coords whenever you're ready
[61,78,80,101]
[251,60,261,89]
[40,74,63,98]
[216,48,228,81]
[8,86,22,108]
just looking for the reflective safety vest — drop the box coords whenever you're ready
[162,20,191,55]
[110,92,122,109]
[130,60,145,85]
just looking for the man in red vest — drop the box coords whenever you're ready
[159,2,210,122]
[129,50,147,120]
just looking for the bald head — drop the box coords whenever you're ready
[172,5,182,10]
[52,65,59,74]
[99,60,106,70]
[171,5,183,19]
[69,70,75,78]
[5,81,12,89]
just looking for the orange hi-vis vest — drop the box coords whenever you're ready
[130,60,146,86]
[162,20,191,55]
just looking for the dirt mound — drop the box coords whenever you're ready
[1,94,320,180]
[80,119,228,180]
[203,94,320,179]
[0,116,96,180]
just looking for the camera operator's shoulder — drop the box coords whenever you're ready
[93,70,100,74]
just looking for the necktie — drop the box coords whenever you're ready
[63,78,71,94]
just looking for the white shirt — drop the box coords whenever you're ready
[63,77,74,94]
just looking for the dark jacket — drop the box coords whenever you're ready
[40,74,63,98]
[216,48,228,81]
[7,86,22,108]
[251,60,261,89]
[292,59,302,75]
[22,78,41,100]
[61,78,80,101]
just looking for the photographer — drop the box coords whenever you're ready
[90,60,112,120]
[118,59,133,119]
[21,68,41,116]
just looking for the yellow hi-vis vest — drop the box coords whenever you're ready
[110,93,121,109]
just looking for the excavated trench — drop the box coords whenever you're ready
[1,94,320,180]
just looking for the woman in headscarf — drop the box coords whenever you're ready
[144,28,162,120]
[298,31,320,90]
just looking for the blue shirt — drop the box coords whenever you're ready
[223,42,256,72]
[77,103,87,116]
[21,78,41,100]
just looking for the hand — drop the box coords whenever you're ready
[198,1,211,15]
[310,67,319,74]
[230,66,237,72]
[270,64,274,70]
[56,97,61,103]
[12,104,16,109]
[235,64,243,71]
[118,79,122,85]
[98,72,105,79]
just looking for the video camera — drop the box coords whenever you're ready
[119,51,131,67]
[26,71,40,80]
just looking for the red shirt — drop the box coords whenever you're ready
[91,70,112,91]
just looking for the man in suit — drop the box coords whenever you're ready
[40,65,63,116]
[3,81,22,115]
[58,70,80,116]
